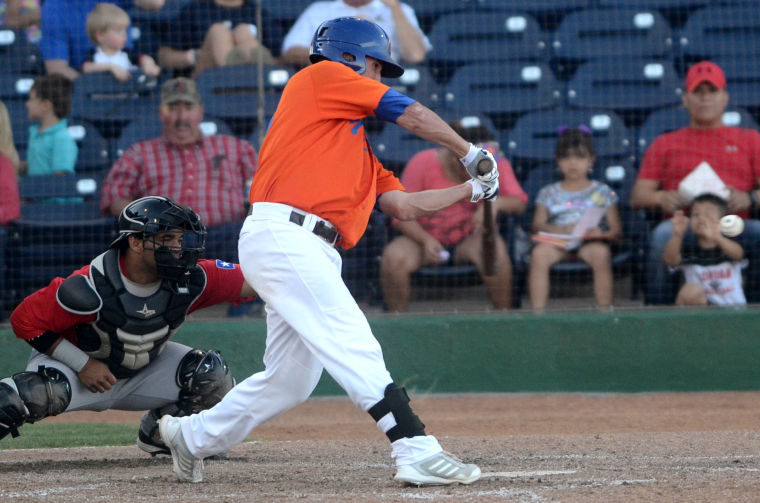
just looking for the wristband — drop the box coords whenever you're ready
[750,190,759,208]
[51,339,89,373]
[459,143,479,166]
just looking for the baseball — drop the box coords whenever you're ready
[720,215,744,237]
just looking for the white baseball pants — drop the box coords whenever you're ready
[180,203,441,464]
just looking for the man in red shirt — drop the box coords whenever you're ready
[158,17,496,486]
[631,61,760,304]
[380,118,527,311]
[100,78,258,265]
[0,196,255,458]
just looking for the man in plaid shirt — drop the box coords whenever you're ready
[101,77,257,266]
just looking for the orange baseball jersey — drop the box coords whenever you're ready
[249,60,412,249]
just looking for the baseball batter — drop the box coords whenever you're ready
[159,17,498,486]
[0,196,256,456]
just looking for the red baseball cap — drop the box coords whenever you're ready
[685,61,726,92]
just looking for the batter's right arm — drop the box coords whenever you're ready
[396,102,469,157]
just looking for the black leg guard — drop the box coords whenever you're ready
[137,349,234,456]
[368,383,426,442]
[0,366,71,440]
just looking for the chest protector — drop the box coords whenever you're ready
[73,250,207,379]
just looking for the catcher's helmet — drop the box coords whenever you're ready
[110,196,206,281]
[309,17,404,78]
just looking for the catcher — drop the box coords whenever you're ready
[0,195,256,455]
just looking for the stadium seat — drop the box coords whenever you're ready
[382,65,443,110]
[566,58,682,128]
[636,105,758,160]
[67,119,112,173]
[113,115,233,158]
[0,72,34,102]
[506,108,634,181]
[195,64,294,137]
[6,173,117,305]
[340,209,389,304]
[0,28,43,75]
[426,12,547,82]
[370,124,435,175]
[709,57,760,116]
[70,72,164,139]
[474,0,592,31]
[551,8,674,78]
[679,6,760,62]
[443,62,561,130]
[403,0,470,32]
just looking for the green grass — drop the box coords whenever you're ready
[0,423,137,450]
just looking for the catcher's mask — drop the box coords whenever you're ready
[110,196,206,282]
[309,16,404,78]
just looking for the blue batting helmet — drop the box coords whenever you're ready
[309,17,404,78]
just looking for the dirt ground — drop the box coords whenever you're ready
[2,392,760,502]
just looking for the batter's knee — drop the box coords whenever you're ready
[368,383,426,443]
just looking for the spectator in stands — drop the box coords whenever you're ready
[25,74,78,176]
[280,0,430,69]
[0,100,20,224]
[380,119,526,312]
[631,61,760,304]
[157,0,273,78]
[101,77,256,273]
[82,3,160,82]
[1,0,41,43]
[528,127,622,312]
[0,99,20,172]
[663,193,746,306]
[40,0,164,81]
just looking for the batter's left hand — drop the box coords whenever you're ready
[78,359,117,393]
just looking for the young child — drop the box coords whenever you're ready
[82,2,160,82]
[528,127,622,311]
[663,193,746,305]
[25,74,78,176]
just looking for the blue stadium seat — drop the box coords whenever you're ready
[67,119,112,173]
[195,65,294,137]
[708,57,760,115]
[506,108,634,180]
[679,6,760,61]
[636,105,758,160]
[0,72,34,102]
[551,8,674,78]
[404,0,470,32]
[369,124,434,175]
[383,65,443,110]
[70,72,164,139]
[474,0,591,31]
[340,209,389,304]
[0,28,42,75]
[7,173,117,305]
[566,58,682,128]
[426,12,547,82]
[113,115,233,158]
[443,62,561,130]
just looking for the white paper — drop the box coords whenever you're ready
[534,205,607,250]
[678,161,730,204]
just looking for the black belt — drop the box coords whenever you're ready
[289,210,339,245]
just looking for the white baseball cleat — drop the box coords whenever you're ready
[159,415,203,483]
[394,451,482,486]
